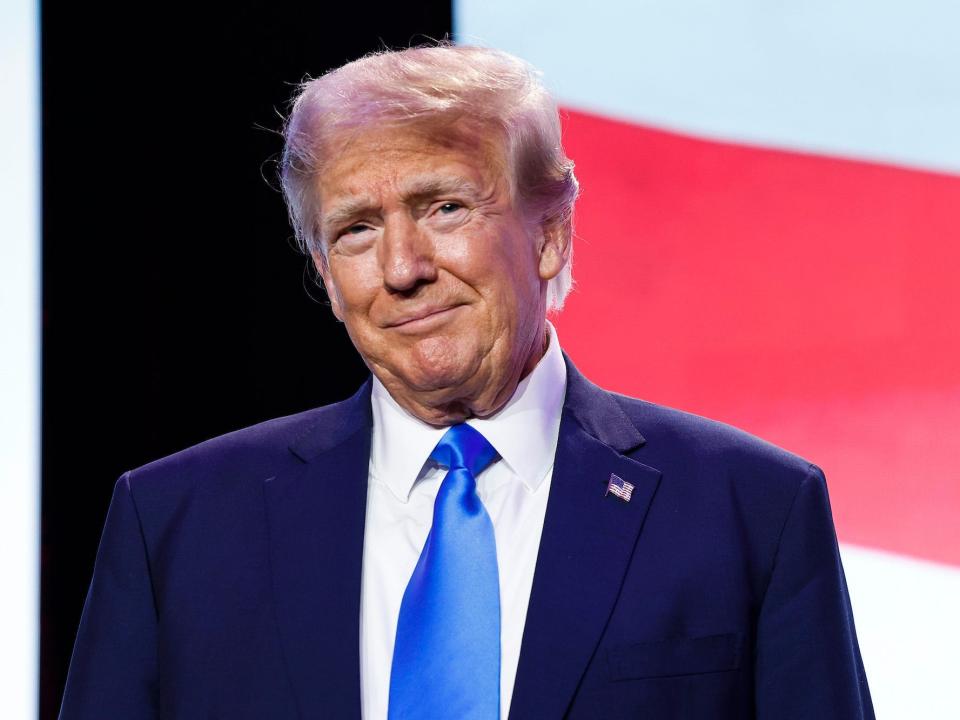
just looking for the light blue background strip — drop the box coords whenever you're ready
[455,0,960,174]
[0,0,40,716]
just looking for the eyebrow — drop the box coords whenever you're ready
[401,176,481,203]
[320,175,484,238]
[320,197,378,238]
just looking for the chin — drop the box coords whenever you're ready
[402,336,484,394]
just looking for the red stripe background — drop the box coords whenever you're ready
[554,109,960,566]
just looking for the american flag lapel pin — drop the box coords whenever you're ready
[606,473,634,503]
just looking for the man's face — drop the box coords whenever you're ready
[314,123,568,424]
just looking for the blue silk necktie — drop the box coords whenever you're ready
[388,423,501,720]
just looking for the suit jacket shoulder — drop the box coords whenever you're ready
[605,386,826,611]
[61,380,376,720]
[613,389,815,482]
[123,380,373,519]
[550,367,871,720]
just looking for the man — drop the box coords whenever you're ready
[61,45,874,719]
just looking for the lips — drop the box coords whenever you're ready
[386,304,463,329]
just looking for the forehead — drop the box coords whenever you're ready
[317,122,509,199]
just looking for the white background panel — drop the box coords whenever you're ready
[0,0,40,717]
[842,544,960,719]
[455,0,960,174]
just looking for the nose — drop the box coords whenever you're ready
[379,213,437,293]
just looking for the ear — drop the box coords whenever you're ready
[310,248,344,321]
[536,217,572,282]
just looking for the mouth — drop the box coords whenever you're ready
[386,304,465,332]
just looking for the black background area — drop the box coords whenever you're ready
[41,2,453,715]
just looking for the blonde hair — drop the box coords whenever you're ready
[280,44,578,310]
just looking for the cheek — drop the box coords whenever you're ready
[448,221,536,290]
[329,258,380,313]
[478,237,541,306]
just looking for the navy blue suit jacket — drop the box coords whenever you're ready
[61,357,873,718]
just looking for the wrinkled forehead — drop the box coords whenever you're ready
[311,119,522,246]
[319,114,512,185]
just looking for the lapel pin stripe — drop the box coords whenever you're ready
[606,473,634,502]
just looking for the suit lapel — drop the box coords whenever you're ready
[509,359,662,719]
[263,381,373,720]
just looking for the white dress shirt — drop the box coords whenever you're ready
[359,324,567,720]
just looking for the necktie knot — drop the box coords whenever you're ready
[429,423,499,478]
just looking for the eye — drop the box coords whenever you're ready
[437,202,464,215]
[340,223,371,237]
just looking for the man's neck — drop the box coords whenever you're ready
[375,321,552,427]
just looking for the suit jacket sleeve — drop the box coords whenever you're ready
[754,465,874,719]
[59,473,159,720]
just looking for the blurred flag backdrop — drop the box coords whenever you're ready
[456,2,960,716]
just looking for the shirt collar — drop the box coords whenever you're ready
[369,322,567,502]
